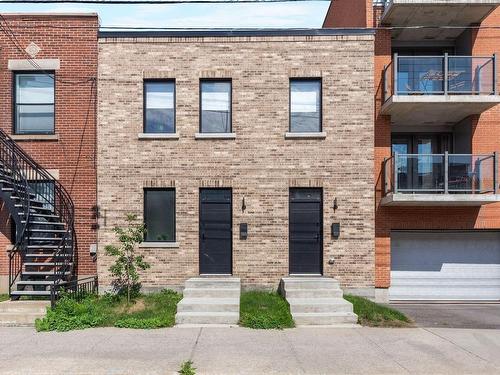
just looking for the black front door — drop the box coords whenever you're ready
[289,188,323,275]
[199,188,232,275]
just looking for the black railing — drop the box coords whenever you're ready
[50,276,99,307]
[0,129,76,297]
[384,152,498,195]
[383,54,497,102]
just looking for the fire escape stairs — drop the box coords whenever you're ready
[0,129,76,299]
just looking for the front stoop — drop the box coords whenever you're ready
[280,277,358,327]
[175,277,240,326]
[0,300,49,327]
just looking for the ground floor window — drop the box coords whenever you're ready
[144,188,176,242]
[28,180,55,211]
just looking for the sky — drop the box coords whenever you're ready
[0,1,330,29]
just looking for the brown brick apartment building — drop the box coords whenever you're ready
[0,14,98,296]
[325,0,500,302]
[96,30,376,294]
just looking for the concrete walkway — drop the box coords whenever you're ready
[0,326,499,374]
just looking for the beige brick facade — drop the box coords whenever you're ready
[97,32,375,294]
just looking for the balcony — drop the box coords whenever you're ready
[381,55,500,126]
[380,0,500,41]
[381,153,500,206]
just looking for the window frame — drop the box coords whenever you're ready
[289,78,323,133]
[143,79,176,134]
[199,78,232,134]
[28,180,56,212]
[143,188,176,243]
[13,71,56,135]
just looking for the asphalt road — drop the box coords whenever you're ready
[0,326,499,374]
[391,303,500,329]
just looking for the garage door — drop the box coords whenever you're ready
[390,231,500,301]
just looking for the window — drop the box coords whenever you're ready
[29,180,55,211]
[144,80,175,133]
[14,73,55,134]
[290,79,322,133]
[200,80,231,133]
[144,189,175,242]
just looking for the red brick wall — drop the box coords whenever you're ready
[0,14,98,287]
[374,8,500,288]
[322,0,371,28]
[324,3,500,289]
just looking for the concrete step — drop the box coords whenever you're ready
[175,312,239,325]
[185,277,241,289]
[281,277,341,290]
[177,298,239,313]
[288,298,354,314]
[293,312,358,326]
[283,288,343,299]
[0,312,45,327]
[280,277,358,327]
[10,290,51,296]
[0,300,49,314]
[183,287,240,299]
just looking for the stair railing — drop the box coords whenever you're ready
[0,129,75,296]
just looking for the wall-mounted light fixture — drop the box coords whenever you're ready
[333,198,338,212]
[331,222,341,238]
[242,197,246,212]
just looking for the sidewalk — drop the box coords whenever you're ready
[0,326,499,374]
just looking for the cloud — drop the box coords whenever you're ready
[104,3,329,28]
[0,2,329,29]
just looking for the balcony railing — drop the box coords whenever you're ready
[383,54,497,102]
[383,153,498,195]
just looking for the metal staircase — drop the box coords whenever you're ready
[0,129,76,300]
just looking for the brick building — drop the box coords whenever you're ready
[96,30,376,294]
[325,0,500,302]
[0,14,98,294]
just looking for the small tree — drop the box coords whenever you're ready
[105,214,150,303]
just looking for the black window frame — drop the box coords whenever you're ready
[143,79,176,134]
[199,78,232,133]
[143,188,176,243]
[13,71,56,135]
[28,180,56,212]
[289,78,323,133]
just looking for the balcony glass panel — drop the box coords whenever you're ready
[385,55,496,100]
[387,154,497,195]
[448,154,495,193]
[395,154,445,192]
[397,57,444,94]
[448,57,494,95]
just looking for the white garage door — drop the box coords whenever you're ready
[389,231,500,301]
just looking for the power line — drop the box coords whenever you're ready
[2,0,330,3]
[3,22,500,31]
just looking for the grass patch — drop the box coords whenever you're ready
[35,289,182,332]
[179,360,196,375]
[239,291,295,329]
[0,294,9,302]
[344,294,413,327]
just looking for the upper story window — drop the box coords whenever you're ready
[144,188,176,242]
[290,79,322,133]
[144,80,175,134]
[14,73,55,134]
[200,80,232,133]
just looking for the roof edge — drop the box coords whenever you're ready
[98,28,375,39]
[0,12,98,17]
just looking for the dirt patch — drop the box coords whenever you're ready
[115,298,146,314]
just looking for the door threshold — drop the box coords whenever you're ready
[289,274,323,277]
[199,274,233,277]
